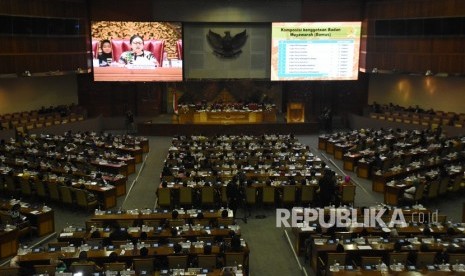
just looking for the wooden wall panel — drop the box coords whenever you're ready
[0,0,89,75]
[90,0,154,21]
[365,0,465,74]
[0,0,86,18]
[302,0,364,21]
[366,0,465,19]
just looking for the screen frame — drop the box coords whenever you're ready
[270,21,362,81]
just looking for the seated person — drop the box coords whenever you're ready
[403,180,420,200]
[98,39,113,67]
[230,235,243,252]
[8,203,30,229]
[119,35,159,67]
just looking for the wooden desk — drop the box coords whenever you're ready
[94,66,182,82]
[91,160,129,178]
[118,147,143,164]
[343,154,361,172]
[334,144,352,160]
[57,226,240,244]
[179,109,277,125]
[90,209,228,222]
[318,136,328,150]
[0,228,18,259]
[17,244,250,275]
[72,184,117,210]
[0,200,55,237]
[328,269,465,275]
[357,161,372,179]
[384,185,406,205]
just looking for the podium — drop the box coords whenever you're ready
[287,102,305,123]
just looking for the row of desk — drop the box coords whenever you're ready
[178,109,277,124]
[0,199,55,259]
[291,207,445,256]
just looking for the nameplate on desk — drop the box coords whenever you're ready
[357,245,372,250]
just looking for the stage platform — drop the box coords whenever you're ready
[137,114,320,136]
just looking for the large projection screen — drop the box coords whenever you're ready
[91,21,182,82]
[271,22,361,81]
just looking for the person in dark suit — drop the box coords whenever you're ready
[226,180,241,218]
[317,169,336,207]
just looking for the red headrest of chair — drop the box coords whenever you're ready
[92,40,100,59]
[144,40,165,66]
[111,39,131,62]
[176,39,183,60]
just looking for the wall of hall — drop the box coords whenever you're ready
[368,74,465,114]
[0,75,78,114]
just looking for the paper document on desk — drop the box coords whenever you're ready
[357,245,372,250]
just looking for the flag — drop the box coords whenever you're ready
[173,91,178,114]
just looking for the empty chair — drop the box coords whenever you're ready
[48,242,69,250]
[438,176,450,196]
[157,188,172,208]
[197,236,214,243]
[319,252,347,275]
[282,185,296,206]
[19,177,34,197]
[168,255,188,269]
[361,256,383,267]
[217,217,234,227]
[133,258,155,274]
[70,263,96,274]
[35,179,48,199]
[448,174,462,193]
[179,186,193,208]
[47,182,61,202]
[262,186,276,206]
[388,252,410,265]
[193,219,211,227]
[426,180,440,199]
[201,186,215,207]
[104,262,127,272]
[0,267,20,276]
[0,175,4,193]
[327,252,347,266]
[75,188,98,212]
[416,252,437,268]
[198,255,217,270]
[245,186,257,207]
[144,220,162,227]
[168,218,185,227]
[116,219,135,228]
[301,185,316,206]
[338,184,356,205]
[34,264,57,275]
[225,252,245,267]
[85,220,105,230]
[59,185,74,205]
[4,174,18,196]
[449,253,465,264]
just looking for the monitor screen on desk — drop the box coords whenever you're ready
[91,21,183,82]
[271,22,361,81]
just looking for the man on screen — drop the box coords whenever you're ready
[119,35,159,67]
